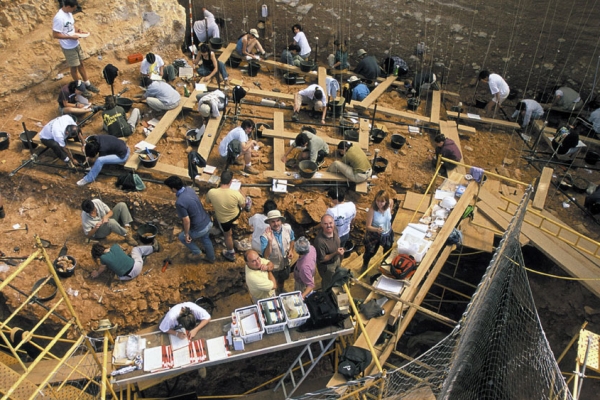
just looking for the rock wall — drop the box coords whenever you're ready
[0,0,185,96]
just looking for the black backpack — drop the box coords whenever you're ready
[232,85,246,103]
[187,151,207,181]
[338,346,373,380]
[297,288,348,332]
[103,64,119,86]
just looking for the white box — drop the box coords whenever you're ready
[397,229,432,263]
[234,305,264,343]
[258,297,287,334]
[279,291,310,328]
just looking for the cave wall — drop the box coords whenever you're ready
[1,0,600,99]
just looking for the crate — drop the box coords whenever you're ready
[279,291,311,329]
[127,53,143,64]
[258,297,287,334]
[234,305,264,344]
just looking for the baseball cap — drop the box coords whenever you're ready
[199,103,211,118]
[249,29,259,39]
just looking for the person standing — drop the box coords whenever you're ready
[80,199,138,245]
[206,171,245,262]
[38,115,79,168]
[90,240,160,280]
[193,7,220,43]
[478,70,510,117]
[102,95,140,137]
[77,135,130,186]
[260,210,295,294]
[218,119,258,175]
[362,190,394,271]
[293,237,316,299]
[52,0,99,93]
[249,200,278,252]
[141,77,181,112]
[292,24,311,60]
[159,302,211,340]
[327,141,371,183]
[244,250,277,302]
[314,214,344,290]
[164,176,215,263]
[325,187,356,247]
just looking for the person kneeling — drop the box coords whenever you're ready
[90,240,160,280]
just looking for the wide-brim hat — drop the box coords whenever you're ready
[94,319,117,332]
[264,210,286,223]
[348,76,360,83]
[356,49,367,57]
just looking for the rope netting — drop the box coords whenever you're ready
[295,186,573,399]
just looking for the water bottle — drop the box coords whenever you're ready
[394,65,399,76]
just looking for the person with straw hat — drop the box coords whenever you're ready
[260,210,295,294]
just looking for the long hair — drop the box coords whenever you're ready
[371,190,391,211]
[177,307,197,330]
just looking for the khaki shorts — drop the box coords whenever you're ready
[62,45,84,67]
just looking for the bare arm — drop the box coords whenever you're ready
[188,318,211,339]
[182,216,192,243]
[267,271,277,289]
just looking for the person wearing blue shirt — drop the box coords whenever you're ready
[348,76,370,102]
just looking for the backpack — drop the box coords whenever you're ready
[338,346,373,380]
[297,289,348,332]
[187,151,207,181]
[116,171,144,191]
[103,64,119,85]
[232,85,246,103]
[390,254,417,280]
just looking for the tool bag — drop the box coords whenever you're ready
[338,346,372,380]
[297,288,347,332]
[187,151,207,181]
[390,254,417,280]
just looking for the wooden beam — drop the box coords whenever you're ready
[535,120,600,148]
[217,43,236,63]
[358,117,370,151]
[197,117,221,161]
[457,124,477,136]
[262,122,368,151]
[262,170,368,193]
[430,90,441,125]
[532,167,553,210]
[272,112,286,173]
[446,110,519,129]
[353,75,397,111]
[318,66,327,93]
[459,212,495,253]
[346,103,431,123]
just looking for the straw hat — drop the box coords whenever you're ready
[264,210,286,223]
[356,49,367,57]
[94,319,117,332]
[348,76,360,83]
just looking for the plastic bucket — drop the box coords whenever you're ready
[343,240,355,259]
[186,129,202,146]
[209,37,223,50]
[116,97,133,112]
[53,255,76,278]
[372,157,388,173]
[256,123,271,138]
[300,61,314,72]
[20,130,38,149]
[247,61,261,77]
[370,128,387,144]
[343,129,359,142]
[32,277,57,301]
[298,160,318,178]
[137,223,158,244]
[227,56,242,68]
[585,151,600,165]
[391,134,406,149]
[138,149,160,168]
[283,72,297,85]
[0,132,9,151]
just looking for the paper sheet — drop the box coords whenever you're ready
[143,347,163,371]
[375,275,405,295]
[172,346,191,368]
[169,328,189,350]
[134,140,156,150]
[467,113,481,120]
[241,314,260,334]
[206,337,229,361]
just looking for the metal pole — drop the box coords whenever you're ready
[189,0,195,62]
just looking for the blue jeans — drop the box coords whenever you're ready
[83,148,130,183]
[197,61,229,80]
[178,222,215,262]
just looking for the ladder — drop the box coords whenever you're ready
[273,338,337,399]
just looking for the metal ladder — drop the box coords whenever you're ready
[273,338,337,399]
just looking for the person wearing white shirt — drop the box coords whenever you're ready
[479,70,510,117]
[159,302,211,340]
[38,115,79,166]
[218,119,259,175]
[326,187,356,247]
[193,8,220,43]
[292,24,311,59]
[197,89,226,118]
[248,200,278,252]
[293,84,327,123]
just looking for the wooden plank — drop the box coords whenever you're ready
[197,116,222,161]
[458,124,477,136]
[260,59,305,75]
[353,75,397,111]
[430,90,441,125]
[475,197,530,247]
[392,208,414,235]
[532,167,553,210]
[262,124,368,151]
[438,121,466,175]
[345,103,431,123]
[358,117,370,151]
[318,66,327,93]
[183,86,294,111]
[272,112,286,173]
[459,212,495,253]
[217,43,236,63]
[262,170,368,193]
[485,178,502,193]
[402,192,431,213]
[446,110,520,129]
[32,133,85,156]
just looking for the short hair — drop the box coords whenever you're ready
[81,199,95,213]
[105,95,116,109]
[434,134,446,143]
[288,44,300,52]
[263,199,277,215]
[295,132,309,147]
[63,0,78,7]
[91,243,106,260]
[164,175,184,190]
[68,80,79,94]
[145,53,156,64]
[327,187,346,202]
[199,43,210,54]
[221,170,233,185]
[84,137,100,157]
[141,77,153,88]
[176,307,198,331]
[65,124,80,139]
[292,24,302,32]
[337,141,352,151]
[240,119,255,130]
[478,70,490,80]
[295,236,311,255]
[314,89,323,100]
[371,189,391,211]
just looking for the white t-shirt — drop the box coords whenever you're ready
[39,115,77,146]
[218,126,249,157]
[140,54,165,76]
[248,213,268,252]
[299,84,327,107]
[487,74,510,99]
[326,202,356,237]
[294,31,311,56]
[53,9,79,50]
[159,302,210,333]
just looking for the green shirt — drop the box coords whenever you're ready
[343,145,371,173]
[103,106,133,137]
[100,244,134,277]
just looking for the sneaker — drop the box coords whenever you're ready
[244,165,259,175]
[199,367,207,379]
[187,252,203,261]
[152,239,161,253]
[77,178,89,186]
[263,52,273,59]
[222,250,235,262]
[291,113,299,122]
[86,82,100,93]
[81,91,93,99]
[317,159,325,168]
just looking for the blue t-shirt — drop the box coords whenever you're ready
[351,84,370,101]
[175,187,211,231]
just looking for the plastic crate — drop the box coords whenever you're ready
[258,297,287,334]
[234,305,264,343]
[127,53,143,64]
[279,291,310,329]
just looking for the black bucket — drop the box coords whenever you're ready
[116,97,133,112]
[138,149,160,168]
[20,130,38,149]
[256,123,271,138]
[53,255,76,278]
[283,72,297,85]
[32,277,57,302]
[0,132,9,151]
[391,134,406,149]
[343,240,355,259]
[247,61,261,77]
[372,157,389,173]
[474,99,487,109]
[407,98,420,111]
[585,151,600,165]
[209,37,223,50]
[299,160,318,178]
[370,128,387,144]
[343,129,359,142]
[300,61,314,72]
[227,56,242,68]
[186,129,202,146]
[328,99,345,115]
[137,223,158,244]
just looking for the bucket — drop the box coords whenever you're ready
[343,129,359,142]
[53,255,76,278]
[227,56,242,68]
[573,177,589,193]
[138,149,160,168]
[256,123,271,138]
[391,134,406,149]
[585,151,600,165]
[186,129,202,146]
[298,160,318,178]
[343,240,355,259]
[0,132,9,151]
[247,61,261,77]
[116,97,133,112]
[407,98,420,111]
[32,277,57,302]
[20,130,38,149]
[300,61,314,72]
[474,99,487,109]
[137,223,158,244]
[209,37,223,50]
[283,72,297,85]
[370,128,387,144]
[372,157,388,173]
[328,99,345,115]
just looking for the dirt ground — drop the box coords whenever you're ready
[2,44,600,396]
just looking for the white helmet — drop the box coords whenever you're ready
[440,196,457,210]
[199,103,210,118]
